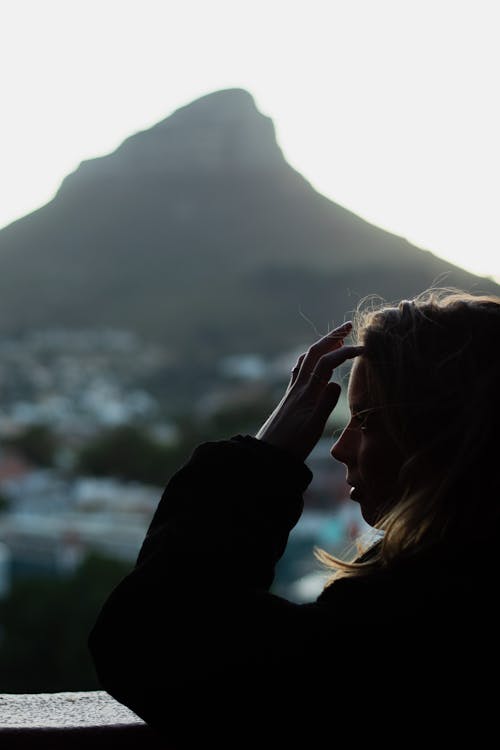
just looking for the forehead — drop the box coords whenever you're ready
[347,357,370,407]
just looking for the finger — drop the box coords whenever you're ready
[314,345,365,382]
[297,321,353,383]
[288,353,306,387]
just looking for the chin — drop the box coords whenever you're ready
[360,512,378,528]
[359,503,383,528]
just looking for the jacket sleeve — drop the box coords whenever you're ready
[88,434,450,746]
[88,434,338,745]
[88,433,500,747]
[133,433,312,590]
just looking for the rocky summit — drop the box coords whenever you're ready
[0,88,496,361]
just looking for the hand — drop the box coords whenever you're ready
[255,322,364,462]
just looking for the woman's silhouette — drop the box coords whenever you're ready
[89,288,500,748]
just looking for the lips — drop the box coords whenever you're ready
[347,480,362,501]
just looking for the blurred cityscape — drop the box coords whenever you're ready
[0,327,368,691]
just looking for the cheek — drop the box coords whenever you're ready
[358,438,401,495]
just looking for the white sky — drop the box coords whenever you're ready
[1,0,499,281]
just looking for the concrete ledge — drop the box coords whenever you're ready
[0,691,167,748]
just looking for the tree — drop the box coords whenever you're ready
[0,493,10,514]
[76,424,186,485]
[4,424,57,467]
[0,553,132,692]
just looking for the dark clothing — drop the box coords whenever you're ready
[88,436,498,748]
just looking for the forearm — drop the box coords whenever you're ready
[134,434,312,588]
[88,435,313,709]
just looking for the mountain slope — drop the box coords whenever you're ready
[0,88,496,359]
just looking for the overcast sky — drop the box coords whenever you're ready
[1,0,498,281]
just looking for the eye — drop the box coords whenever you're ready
[355,414,368,431]
[352,410,371,432]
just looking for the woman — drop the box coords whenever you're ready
[89,288,500,748]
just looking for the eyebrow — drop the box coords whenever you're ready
[349,403,380,418]
[349,402,369,415]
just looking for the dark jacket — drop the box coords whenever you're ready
[88,435,499,748]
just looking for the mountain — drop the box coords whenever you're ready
[0,88,497,363]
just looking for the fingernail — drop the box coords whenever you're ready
[329,321,352,335]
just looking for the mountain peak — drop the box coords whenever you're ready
[155,88,260,126]
[125,87,286,173]
[67,88,286,184]
[0,88,496,356]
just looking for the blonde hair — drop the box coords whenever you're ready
[316,287,500,581]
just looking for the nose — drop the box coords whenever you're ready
[330,424,357,466]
